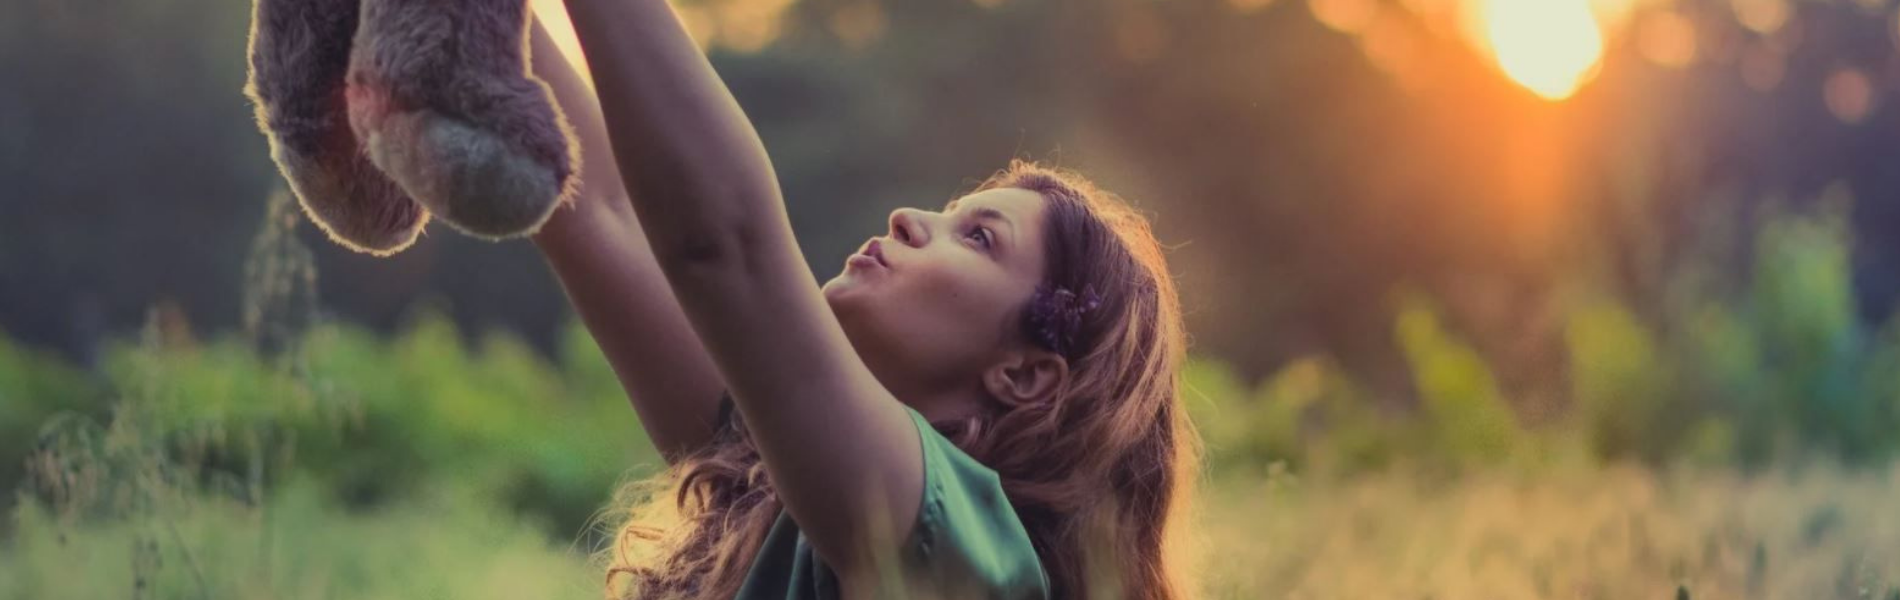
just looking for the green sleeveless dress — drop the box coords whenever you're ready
[723,397,1050,599]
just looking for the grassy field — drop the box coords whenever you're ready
[8,458,1899,599]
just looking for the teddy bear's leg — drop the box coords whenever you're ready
[346,0,580,240]
[243,0,428,256]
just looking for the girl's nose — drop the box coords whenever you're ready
[888,208,930,247]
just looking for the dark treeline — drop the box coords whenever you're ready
[5,0,1899,410]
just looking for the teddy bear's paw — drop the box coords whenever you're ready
[345,0,578,240]
[246,0,428,256]
[244,0,362,120]
[360,108,562,239]
[271,139,430,256]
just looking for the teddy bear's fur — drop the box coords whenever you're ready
[244,0,428,255]
[346,0,582,239]
[244,0,580,255]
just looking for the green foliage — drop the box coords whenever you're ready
[1186,356,1391,475]
[23,204,1877,512]
[1269,358,1395,474]
[4,476,602,600]
[2,311,661,541]
[1743,197,1889,462]
[1558,195,1900,468]
[0,330,107,516]
[1565,299,1682,462]
[1394,294,1524,469]
[1187,294,1535,477]
[1185,201,1900,477]
[0,311,657,599]
[1672,196,1900,466]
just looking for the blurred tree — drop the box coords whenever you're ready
[6,0,1900,426]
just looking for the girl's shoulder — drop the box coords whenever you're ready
[900,406,1050,598]
[719,392,1049,599]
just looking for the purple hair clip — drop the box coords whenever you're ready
[1028,282,1103,357]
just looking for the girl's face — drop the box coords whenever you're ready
[822,188,1051,405]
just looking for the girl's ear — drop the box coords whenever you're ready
[982,349,1070,408]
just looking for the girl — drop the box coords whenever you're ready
[526,2,1198,598]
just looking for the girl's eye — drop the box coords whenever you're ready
[967,226,993,249]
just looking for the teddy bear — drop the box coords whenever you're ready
[243,0,581,256]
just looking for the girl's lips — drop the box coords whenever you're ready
[847,239,888,271]
[866,239,888,267]
[847,254,882,270]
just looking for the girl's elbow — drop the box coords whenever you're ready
[654,226,748,268]
[631,168,787,276]
[650,217,781,280]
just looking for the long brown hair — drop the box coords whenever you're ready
[603,159,1199,599]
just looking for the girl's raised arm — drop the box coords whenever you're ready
[559,0,926,579]
[527,15,727,464]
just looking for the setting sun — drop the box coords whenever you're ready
[1482,0,1605,100]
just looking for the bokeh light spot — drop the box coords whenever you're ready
[1824,68,1874,124]
[1731,0,1790,35]
[828,2,888,49]
[1483,0,1604,100]
[1637,10,1698,69]
[717,0,799,53]
[674,5,719,51]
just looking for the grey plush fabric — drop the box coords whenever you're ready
[243,0,580,254]
[244,0,429,256]
[347,0,580,239]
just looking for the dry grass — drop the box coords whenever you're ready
[10,458,1900,599]
[1192,463,1900,599]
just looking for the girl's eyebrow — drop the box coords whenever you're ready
[970,207,1014,232]
[945,199,1012,226]
[944,198,1017,251]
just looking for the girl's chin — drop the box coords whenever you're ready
[823,281,890,320]
[823,269,878,292]
[821,277,866,303]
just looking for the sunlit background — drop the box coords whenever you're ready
[5,0,1900,596]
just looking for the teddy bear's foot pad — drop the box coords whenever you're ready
[271,137,431,254]
[358,108,563,239]
[344,0,577,239]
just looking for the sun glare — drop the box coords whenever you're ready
[1482,0,1605,100]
